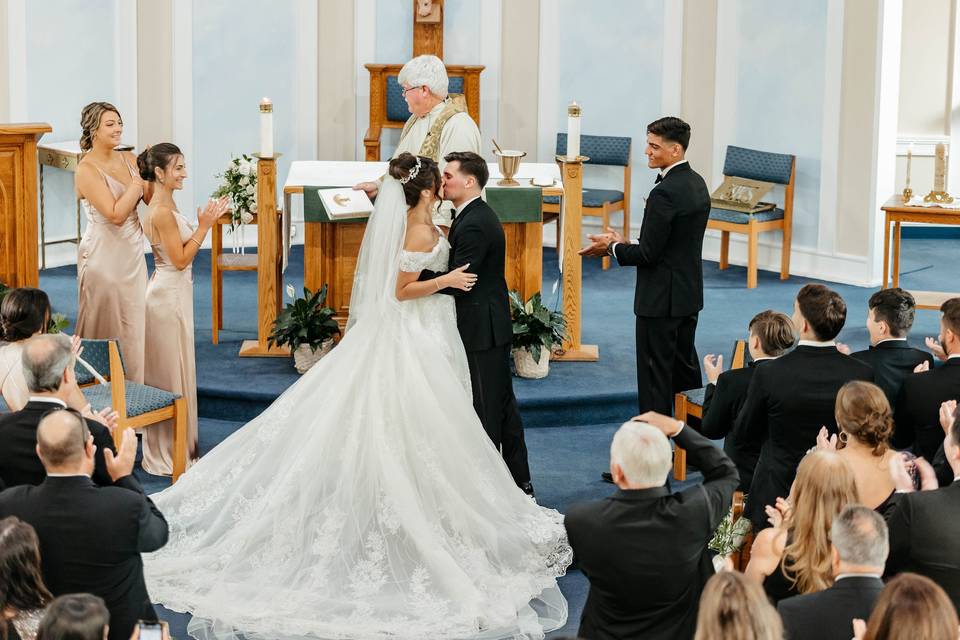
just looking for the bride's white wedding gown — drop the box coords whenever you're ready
[143,180,571,640]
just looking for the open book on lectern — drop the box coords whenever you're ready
[316,187,374,220]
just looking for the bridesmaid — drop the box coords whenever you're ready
[137,143,228,475]
[74,101,149,382]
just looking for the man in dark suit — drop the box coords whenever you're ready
[701,310,795,491]
[0,411,169,640]
[580,116,711,416]
[735,284,873,530]
[778,505,888,640]
[0,334,115,488]
[893,297,960,461]
[886,410,960,612]
[846,288,933,410]
[418,151,532,494]
[565,411,738,640]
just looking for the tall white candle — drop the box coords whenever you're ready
[566,102,581,160]
[906,143,914,189]
[259,97,274,158]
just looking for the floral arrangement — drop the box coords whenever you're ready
[212,154,258,230]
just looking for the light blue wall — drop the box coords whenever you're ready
[732,0,828,249]
[26,0,117,240]
[556,0,665,222]
[191,0,298,216]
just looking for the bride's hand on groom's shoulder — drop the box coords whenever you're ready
[440,263,477,291]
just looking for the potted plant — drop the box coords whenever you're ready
[269,284,341,374]
[509,291,567,379]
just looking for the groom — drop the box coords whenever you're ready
[419,151,534,496]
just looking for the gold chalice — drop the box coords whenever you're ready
[494,149,526,186]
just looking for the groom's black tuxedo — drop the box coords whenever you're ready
[420,196,530,484]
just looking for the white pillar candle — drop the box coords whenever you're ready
[259,97,274,158]
[566,102,581,160]
[935,143,947,192]
[906,143,913,189]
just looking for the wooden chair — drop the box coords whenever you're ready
[709,145,796,289]
[211,212,259,344]
[363,63,484,161]
[672,339,747,481]
[729,490,755,571]
[542,133,632,270]
[75,339,187,482]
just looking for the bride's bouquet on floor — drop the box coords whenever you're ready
[212,154,258,252]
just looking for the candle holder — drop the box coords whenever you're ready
[901,187,913,203]
[924,190,954,204]
[555,154,590,164]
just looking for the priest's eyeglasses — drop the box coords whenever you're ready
[401,85,425,97]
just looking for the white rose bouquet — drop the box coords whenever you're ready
[213,154,258,231]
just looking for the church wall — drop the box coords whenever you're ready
[499,0,540,164]
[0,0,9,123]
[137,0,173,150]
[317,0,356,162]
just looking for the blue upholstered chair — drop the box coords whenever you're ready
[362,63,484,161]
[542,133,632,270]
[710,146,796,288]
[672,339,746,482]
[77,339,187,482]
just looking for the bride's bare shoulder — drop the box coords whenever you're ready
[403,222,439,253]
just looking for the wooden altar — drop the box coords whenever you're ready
[0,123,52,287]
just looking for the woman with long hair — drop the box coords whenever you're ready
[0,517,53,640]
[74,101,149,382]
[694,571,783,640]
[745,450,860,602]
[854,573,959,640]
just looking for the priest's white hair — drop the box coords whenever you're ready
[398,54,449,99]
[610,421,672,486]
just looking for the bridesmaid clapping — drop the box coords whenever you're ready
[137,143,228,476]
[74,101,149,382]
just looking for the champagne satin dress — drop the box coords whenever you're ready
[75,158,147,382]
[141,206,199,476]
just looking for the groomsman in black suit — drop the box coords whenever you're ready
[734,284,873,530]
[700,310,795,491]
[894,297,960,461]
[845,288,933,409]
[418,152,532,495]
[580,117,711,416]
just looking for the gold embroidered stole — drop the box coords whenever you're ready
[398,95,469,161]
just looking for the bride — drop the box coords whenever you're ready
[143,153,571,640]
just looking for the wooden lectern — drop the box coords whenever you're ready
[0,123,52,287]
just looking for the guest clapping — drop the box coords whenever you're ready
[137,143,228,476]
[694,571,783,640]
[74,102,148,383]
[35,594,109,640]
[852,573,959,640]
[0,517,53,640]
[746,450,859,603]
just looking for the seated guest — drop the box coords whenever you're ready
[818,381,900,517]
[35,594,109,640]
[694,571,783,640]
[701,309,796,491]
[894,297,960,461]
[0,335,115,488]
[0,412,168,640]
[746,450,859,604]
[565,411,738,640]
[735,284,873,530]
[0,517,53,640]
[778,505,887,640]
[852,573,959,640]
[885,410,960,611]
[846,288,933,408]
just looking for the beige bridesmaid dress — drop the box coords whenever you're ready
[0,341,28,410]
[75,158,147,382]
[141,206,199,476]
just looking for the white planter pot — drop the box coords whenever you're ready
[293,339,335,374]
[513,347,550,379]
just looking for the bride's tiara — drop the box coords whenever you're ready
[400,156,422,184]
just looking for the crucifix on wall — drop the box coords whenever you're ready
[414,0,444,58]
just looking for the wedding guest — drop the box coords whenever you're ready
[817,381,900,516]
[74,102,148,383]
[846,289,933,408]
[735,284,873,530]
[701,309,796,491]
[35,594,109,640]
[137,144,227,476]
[694,571,783,640]
[746,450,859,603]
[778,505,888,640]
[0,517,53,640]
[0,413,168,640]
[853,573,958,640]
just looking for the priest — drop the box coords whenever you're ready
[354,54,481,225]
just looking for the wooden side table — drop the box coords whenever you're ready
[880,195,960,309]
[211,213,258,344]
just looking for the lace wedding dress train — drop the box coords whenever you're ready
[143,180,571,640]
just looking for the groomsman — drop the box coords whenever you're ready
[581,117,711,416]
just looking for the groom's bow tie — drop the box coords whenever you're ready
[655,173,663,184]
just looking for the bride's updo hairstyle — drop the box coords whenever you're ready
[388,152,440,208]
[136,143,182,183]
[835,380,894,456]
